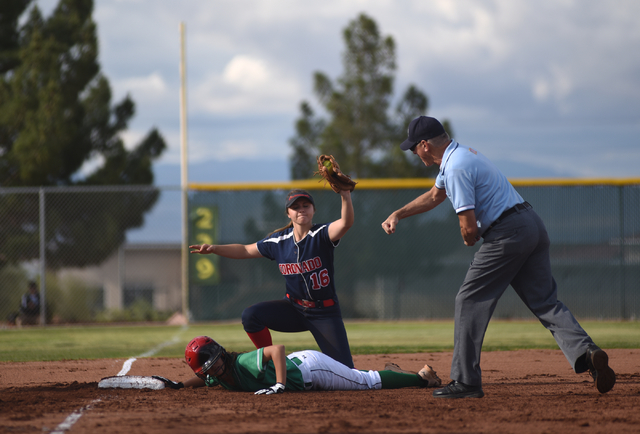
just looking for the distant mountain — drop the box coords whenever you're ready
[132,157,573,244]
[153,158,290,186]
[491,159,573,178]
[153,156,570,186]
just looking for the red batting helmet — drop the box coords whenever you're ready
[185,336,226,378]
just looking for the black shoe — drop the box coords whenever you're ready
[432,380,484,398]
[586,347,615,394]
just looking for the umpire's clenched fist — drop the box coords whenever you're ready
[381,214,399,234]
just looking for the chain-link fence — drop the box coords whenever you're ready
[0,186,183,325]
[1,181,639,325]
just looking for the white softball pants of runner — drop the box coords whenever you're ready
[287,350,382,391]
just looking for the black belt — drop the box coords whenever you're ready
[483,201,531,238]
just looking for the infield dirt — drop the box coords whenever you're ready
[1,349,639,433]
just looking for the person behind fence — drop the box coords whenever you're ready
[152,335,442,393]
[381,115,616,398]
[18,281,40,325]
[189,189,356,368]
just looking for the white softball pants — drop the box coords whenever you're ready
[287,350,382,391]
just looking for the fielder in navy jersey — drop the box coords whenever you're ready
[189,189,355,368]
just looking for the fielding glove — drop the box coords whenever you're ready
[314,154,357,193]
[152,375,184,389]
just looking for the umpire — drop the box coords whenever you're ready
[381,116,616,398]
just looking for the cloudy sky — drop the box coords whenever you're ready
[39,0,640,183]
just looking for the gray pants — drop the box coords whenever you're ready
[450,206,594,386]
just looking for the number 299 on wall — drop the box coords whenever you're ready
[189,205,220,285]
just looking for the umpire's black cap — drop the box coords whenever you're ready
[400,116,446,150]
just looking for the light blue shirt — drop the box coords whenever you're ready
[435,140,524,235]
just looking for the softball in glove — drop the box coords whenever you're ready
[315,154,357,193]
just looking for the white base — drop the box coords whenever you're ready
[98,375,165,390]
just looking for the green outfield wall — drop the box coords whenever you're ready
[188,178,640,322]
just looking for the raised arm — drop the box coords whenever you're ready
[189,242,262,259]
[328,190,354,242]
[381,185,447,234]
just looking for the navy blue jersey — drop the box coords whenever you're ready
[256,223,339,302]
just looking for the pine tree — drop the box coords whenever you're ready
[0,0,167,268]
[289,13,453,179]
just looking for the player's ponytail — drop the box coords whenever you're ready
[268,221,293,237]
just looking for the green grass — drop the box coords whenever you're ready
[0,320,638,362]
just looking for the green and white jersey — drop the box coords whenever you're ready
[208,348,305,392]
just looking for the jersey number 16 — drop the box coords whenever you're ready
[309,269,330,290]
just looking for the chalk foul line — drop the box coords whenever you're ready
[50,325,189,432]
[50,399,101,434]
[118,324,189,376]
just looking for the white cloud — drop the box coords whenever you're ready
[192,55,302,115]
[223,56,270,90]
[112,72,168,101]
[532,79,550,102]
[191,139,262,162]
[119,130,145,150]
[393,0,640,120]
[181,131,292,165]
[65,0,640,178]
[76,154,105,178]
[531,66,573,104]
